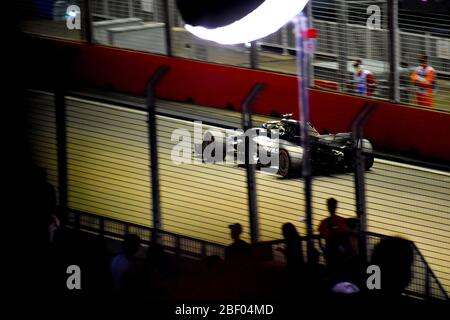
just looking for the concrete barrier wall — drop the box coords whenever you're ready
[108,23,167,55]
[93,18,143,45]
[29,38,450,161]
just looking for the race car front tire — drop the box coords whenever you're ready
[278,149,292,177]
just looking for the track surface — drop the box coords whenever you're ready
[28,91,450,294]
[154,109,449,294]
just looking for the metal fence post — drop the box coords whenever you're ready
[55,59,68,224]
[389,0,400,102]
[99,216,105,239]
[82,0,93,43]
[103,0,109,17]
[337,0,348,92]
[250,41,259,69]
[281,27,289,56]
[306,1,315,87]
[128,0,134,17]
[175,236,181,261]
[366,29,372,60]
[241,83,266,244]
[201,242,207,259]
[163,0,173,57]
[351,103,376,263]
[146,66,170,243]
[295,13,314,264]
[425,265,431,299]
[425,32,431,59]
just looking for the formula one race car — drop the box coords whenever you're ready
[202,114,374,177]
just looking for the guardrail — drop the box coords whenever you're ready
[67,209,448,301]
[16,0,450,111]
[255,235,448,302]
[67,208,227,260]
[365,232,449,302]
[26,87,450,298]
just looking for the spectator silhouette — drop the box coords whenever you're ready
[225,223,251,264]
[370,237,414,298]
[219,224,251,299]
[144,241,173,300]
[29,166,58,245]
[319,198,350,247]
[320,219,365,308]
[318,198,352,273]
[281,223,304,273]
[111,234,143,296]
[324,231,366,293]
[31,166,57,215]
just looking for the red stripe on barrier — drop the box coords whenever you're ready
[30,38,450,161]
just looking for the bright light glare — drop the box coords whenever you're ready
[185,0,309,44]
[68,11,77,17]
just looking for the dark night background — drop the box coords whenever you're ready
[3,0,449,315]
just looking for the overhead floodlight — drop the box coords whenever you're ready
[177,0,309,44]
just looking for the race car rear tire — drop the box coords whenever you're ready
[278,149,291,177]
[365,154,374,170]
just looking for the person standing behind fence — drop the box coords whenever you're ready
[280,223,304,273]
[225,223,251,264]
[410,55,436,108]
[111,234,143,296]
[318,198,350,262]
[319,198,350,242]
[353,59,377,96]
[370,237,414,299]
